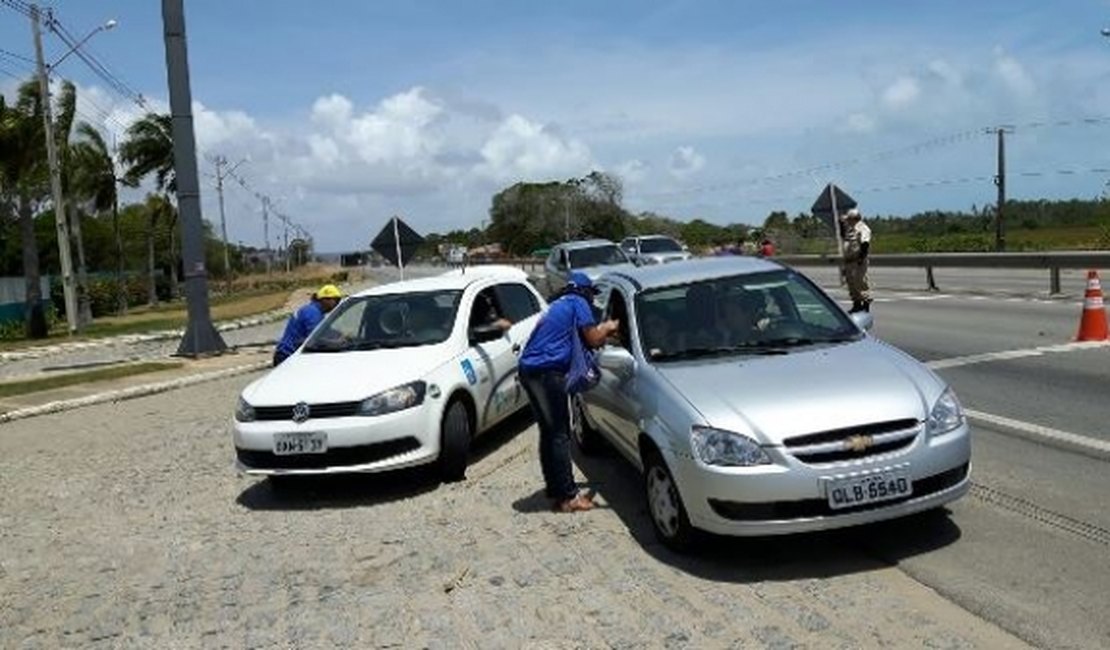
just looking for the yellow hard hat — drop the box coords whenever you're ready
[316,284,344,299]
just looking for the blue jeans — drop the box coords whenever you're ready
[520,369,577,501]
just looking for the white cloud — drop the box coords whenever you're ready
[993,49,1036,97]
[882,76,921,109]
[477,114,593,181]
[615,159,649,184]
[668,146,705,178]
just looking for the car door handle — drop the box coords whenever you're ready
[512,343,522,355]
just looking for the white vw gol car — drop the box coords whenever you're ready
[575,257,971,551]
[233,266,545,482]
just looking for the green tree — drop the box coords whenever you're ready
[120,113,175,305]
[71,122,129,314]
[0,80,51,337]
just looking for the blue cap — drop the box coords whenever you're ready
[567,271,598,294]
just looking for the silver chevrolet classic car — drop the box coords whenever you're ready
[574,257,970,551]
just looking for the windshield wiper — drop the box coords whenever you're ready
[651,344,788,361]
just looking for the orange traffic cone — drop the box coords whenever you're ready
[1076,270,1109,341]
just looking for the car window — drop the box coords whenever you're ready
[592,280,614,318]
[469,287,502,328]
[556,250,569,270]
[305,290,462,352]
[634,270,857,360]
[493,283,540,322]
[604,290,632,350]
[568,244,628,268]
[639,237,683,253]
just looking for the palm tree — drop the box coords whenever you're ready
[71,122,130,314]
[120,112,175,306]
[0,80,50,338]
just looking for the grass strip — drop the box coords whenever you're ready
[0,361,185,399]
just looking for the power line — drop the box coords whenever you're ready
[0,46,35,65]
[46,12,146,108]
[0,0,34,19]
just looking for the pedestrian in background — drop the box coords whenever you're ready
[841,208,872,312]
[273,284,344,366]
[518,272,619,513]
[759,238,775,257]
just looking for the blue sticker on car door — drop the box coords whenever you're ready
[461,359,478,385]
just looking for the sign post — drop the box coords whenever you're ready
[371,216,425,280]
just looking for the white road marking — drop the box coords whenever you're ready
[965,408,1110,460]
[926,340,1110,370]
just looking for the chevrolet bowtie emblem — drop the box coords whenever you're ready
[843,434,874,452]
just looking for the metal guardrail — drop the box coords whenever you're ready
[776,251,1110,294]
[468,251,1110,294]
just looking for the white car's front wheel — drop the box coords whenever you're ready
[439,399,471,483]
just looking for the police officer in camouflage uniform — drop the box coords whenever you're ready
[841,208,872,313]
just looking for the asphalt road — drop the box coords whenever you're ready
[823,284,1110,648]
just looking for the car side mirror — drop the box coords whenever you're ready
[469,323,504,345]
[851,311,874,331]
[599,346,635,380]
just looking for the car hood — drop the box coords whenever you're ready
[579,263,638,279]
[242,344,453,405]
[654,339,945,444]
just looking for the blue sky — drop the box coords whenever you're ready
[3,1,1110,251]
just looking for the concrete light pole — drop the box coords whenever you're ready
[30,5,117,334]
[162,0,225,356]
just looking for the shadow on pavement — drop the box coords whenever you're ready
[572,442,963,584]
[236,409,535,512]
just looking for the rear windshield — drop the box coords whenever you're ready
[568,245,629,268]
[639,238,683,253]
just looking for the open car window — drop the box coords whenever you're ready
[304,290,463,352]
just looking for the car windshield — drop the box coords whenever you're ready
[303,290,462,352]
[635,270,861,361]
[568,244,629,268]
[639,237,683,253]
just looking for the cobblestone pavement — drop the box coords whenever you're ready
[0,374,1028,649]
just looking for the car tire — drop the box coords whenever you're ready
[570,395,604,455]
[439,399,472,483]
[643,449,698,552]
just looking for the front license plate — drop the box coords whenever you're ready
[273,432,327,455]
[827,468,912,510]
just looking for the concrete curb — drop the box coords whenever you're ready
[0,310,288,363]
[0,361,269,425]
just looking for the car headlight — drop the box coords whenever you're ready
[926,387,964,436]
[358,381,427,416]
[691,426,771,467]
[235,396,256,423]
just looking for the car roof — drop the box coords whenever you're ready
[555,239,618,250]
[598,256,784,291]
[351,266,528,297]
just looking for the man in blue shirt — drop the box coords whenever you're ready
[519,271,619,513]
[273,284,344,366]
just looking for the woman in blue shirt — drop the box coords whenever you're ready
[519,272,619,513]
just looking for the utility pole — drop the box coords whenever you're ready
[282,214,290,273]
[988,126,1013,252]
[261,195,271,275]
[31,4,79,334]
[162,0,226,356]
[212,155,244,291]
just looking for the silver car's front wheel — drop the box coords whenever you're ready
[643,452,697,552]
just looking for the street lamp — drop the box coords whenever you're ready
[50,19,117,71]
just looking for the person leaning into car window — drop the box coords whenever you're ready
[518,272,619,513]
[273,284,344,366]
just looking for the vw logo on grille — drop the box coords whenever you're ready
[291,402,311,423]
